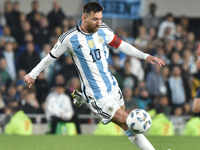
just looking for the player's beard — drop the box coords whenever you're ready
[87,25,99,33]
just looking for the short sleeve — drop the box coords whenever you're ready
[100,23,122,49]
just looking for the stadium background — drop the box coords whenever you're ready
[0,0,200,137]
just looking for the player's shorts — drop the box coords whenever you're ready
[86,86,124,125]
[195,87,200,98]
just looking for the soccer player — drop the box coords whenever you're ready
[24,1,165,149]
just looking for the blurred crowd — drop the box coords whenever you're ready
[0,0,199,127]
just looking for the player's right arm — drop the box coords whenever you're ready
[24,37,69,88]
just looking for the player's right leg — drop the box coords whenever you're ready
[111,108,155,150]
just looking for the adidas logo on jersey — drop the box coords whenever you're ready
[77,44,83,49]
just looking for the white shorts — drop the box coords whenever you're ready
[86,86,124,125]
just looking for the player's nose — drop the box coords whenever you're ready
[97,20,101,26]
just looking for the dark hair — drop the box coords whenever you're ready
[83,1,104,14]
[125,59,131,65]
[32,0,38,5]
[149,3,156,8]
[166,13,173,18]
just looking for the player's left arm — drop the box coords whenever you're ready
[109,36,165,67]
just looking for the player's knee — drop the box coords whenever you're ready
[192,107,200,113]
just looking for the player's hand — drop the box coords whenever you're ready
[24,74,36,88]
[146,55,165,67]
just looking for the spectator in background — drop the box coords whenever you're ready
[51,26,62,39]
[161,65,170,86]
[175,24,183,39]
[18,42,41,73]
[157,13,176,39]
[4,1,15,30]
[62,18,69,32]
[134,26,148,50]
[162,27,175,42]
[157,95,171,115]
[16,69,26,86]
[0,90,6,112]
[17,32,41,57]
[34,71,49,104]
[186,32,195,47]
[174,39,184,55]
[154,46,170,65]
[15,21,32,45]
[136,87,152,110]
[179,16,189,32]
[53,74,65,85]
[27,0,43,23]
[19,87,28,105]
[0,107,11,132]
[129,56,144,81]
[170,106,184,135]
[68,18,76,29]
[3,42,16,81]
[67,77,81,93]
[5,105,33,135]
[183,102,192,116]
[45,83,81,134]
[59,54,78,84]
[1,26,16,44]
[32,17,51,49]
[0,58,11,87]
[118,59,138,92]
[167,65,191,112]
[147,27,157,43]
[123,87,138,114]
[0,6,6,37]
[164,41,174,60]
[0,82,7,106]
[47,1,66,30]
[182,48,196,76]
[29,12,41,30]
[19,12,27,24]
[15,69,27,99]
[110,53,123,74]
[6,85,19,104]
[12,1,21,29]
[169,51,182,70]
[22,89,40,114]
[142,3,160,31]
[146,65,167,99]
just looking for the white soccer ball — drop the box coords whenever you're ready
[126,109,152,134]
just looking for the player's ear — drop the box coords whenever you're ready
[82,14,87,21]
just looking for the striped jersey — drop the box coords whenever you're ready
[50,21,122,102]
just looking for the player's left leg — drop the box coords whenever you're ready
[111,108,155,150]
[193,87,200,113]
[193,97,200,113]
[120,104,125,111]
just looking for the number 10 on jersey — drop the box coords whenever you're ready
[90,49,101,62]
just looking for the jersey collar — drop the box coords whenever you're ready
[77,20,94,36]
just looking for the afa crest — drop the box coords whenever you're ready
[88,40,94,49]
[97,35,104,44]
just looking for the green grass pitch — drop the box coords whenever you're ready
[0,135,199,150]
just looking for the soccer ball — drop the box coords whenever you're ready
[126,109,152,134]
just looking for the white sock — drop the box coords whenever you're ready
[125,129,155,150]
